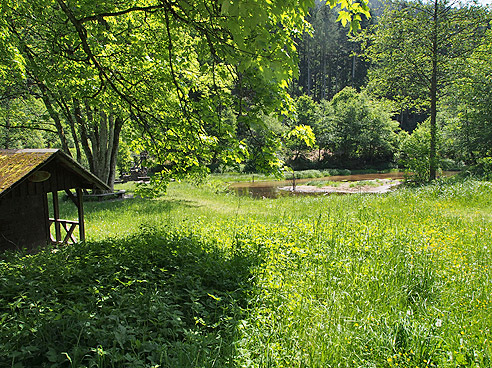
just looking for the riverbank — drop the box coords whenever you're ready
[229,171,458,198]
[279,178,402,194]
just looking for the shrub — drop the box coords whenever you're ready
[399,120,441,184]
[469,157,492,180]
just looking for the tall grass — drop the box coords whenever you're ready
[1,178,491,367]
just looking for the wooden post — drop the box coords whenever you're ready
[76,188,85,242]
[52,190,61,243]
[43,193,51,245]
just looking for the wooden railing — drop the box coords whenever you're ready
[49,218,79,245]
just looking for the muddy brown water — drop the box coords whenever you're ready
[229,171,457,199]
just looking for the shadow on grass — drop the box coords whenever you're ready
[61,196,201,217]
[0,227,256,367]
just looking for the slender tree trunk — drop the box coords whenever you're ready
[107,116,124,191]
[68,119,82,164]
[55,97,80,159]
[3,100,11,149]
[352,54,356,87]
[59,98,82,163]
[322,43,327,100]
[464,110,476,165]
[37,84,71,154]
[429,80,438,180]
[307,37,312,96]
[327,60,332,99]
[429,0,439,181]
[74,99,94,171]
[96,110,110,182]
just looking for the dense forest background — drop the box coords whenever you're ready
[1,0,491,187]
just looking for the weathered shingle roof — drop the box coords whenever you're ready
[0,149,55,194]
[0,149,109,196]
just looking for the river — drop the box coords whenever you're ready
[229,171,457,198]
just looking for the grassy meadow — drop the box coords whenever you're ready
[1,177,492,367]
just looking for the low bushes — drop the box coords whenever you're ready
[1,228,253,367]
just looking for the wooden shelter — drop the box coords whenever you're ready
[0,149,109,252]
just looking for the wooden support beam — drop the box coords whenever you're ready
[43,193,51,245]
[52,191,61,243]
[64,189,77,206]
[76,188,85,242]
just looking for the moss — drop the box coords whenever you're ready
[0,151,53,194]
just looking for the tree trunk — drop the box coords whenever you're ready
[3,100,11,149]
[107,116,124,191]
[429,0,439,181]
[37,84,71,154]
[73,99,121,192]
[73,99,93,173]
[60,98,82,163]
[322,44,327,100]
[307,37,312,96]
[352,54,356,87]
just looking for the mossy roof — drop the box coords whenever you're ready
[0,150,55,194]
[0,149,109,196]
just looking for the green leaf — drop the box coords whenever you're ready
[336,11,351,27]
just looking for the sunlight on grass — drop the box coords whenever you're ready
[2,177,492,367]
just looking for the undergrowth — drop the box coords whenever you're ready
[1,228,254,367]
[1,177,492,367]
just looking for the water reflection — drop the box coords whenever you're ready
[230,171,456,199]
[233,186,283,199]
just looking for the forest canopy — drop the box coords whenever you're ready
[0,0,369,190]
[2,0,492,186]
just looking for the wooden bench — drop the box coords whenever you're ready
[83,190,126,202]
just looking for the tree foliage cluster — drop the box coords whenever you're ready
[364,0,491,181]
[290,0,491,182]
[447,28,492,170]
[283,88,400,170]
[1,0,492,186]
[0,0,370,189]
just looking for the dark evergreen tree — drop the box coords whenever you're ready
[293,2,374,101]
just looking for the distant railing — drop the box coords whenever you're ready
[49,218,79,245]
